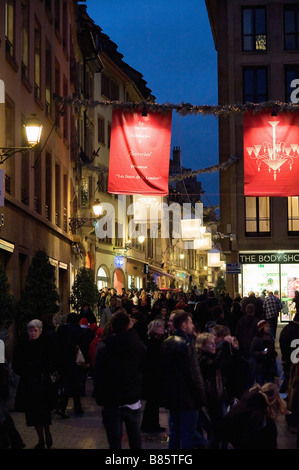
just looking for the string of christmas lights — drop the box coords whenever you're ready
[54,94,299,116]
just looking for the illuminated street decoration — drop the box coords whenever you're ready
[244,111,299,196]
[246,120,299,181]
[108,109,172,195]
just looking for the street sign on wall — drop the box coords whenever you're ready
[226,263,241,274]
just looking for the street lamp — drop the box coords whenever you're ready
[69,199,104,233]
[0,115,43,164]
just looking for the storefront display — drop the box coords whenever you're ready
[239,252,299,322]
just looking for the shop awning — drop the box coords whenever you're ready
[148,264,176,279]
[0,239,14,253]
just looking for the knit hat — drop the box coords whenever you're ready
[89,323,98,332]
[257,319,268,331]
[79,318,89,326]
[96,327,103,337]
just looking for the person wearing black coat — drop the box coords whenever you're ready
[93,310,146,449]
[141,319,166,433]
[13,319,56,449]
[78,302,97,325]
[161,311,207,449]
[54,313,88,418]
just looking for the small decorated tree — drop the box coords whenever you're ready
[0,264,16,330]
[70,267,99,314]
[16,249,59,336]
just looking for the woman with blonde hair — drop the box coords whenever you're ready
[221,381,290,449]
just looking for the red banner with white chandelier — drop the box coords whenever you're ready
[108,109,172,195]
[243,111,299,196]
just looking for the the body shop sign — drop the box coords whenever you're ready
[239,252,299,264]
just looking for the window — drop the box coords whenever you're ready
[108,122,111,148]
[45,43,52,115]
[101,73,119,100]
[63,75,68,140]
[34,20,41,99]
[288,197,299,234]
[46,153,52,221]
[54,0,60,33]
[285,65,299,102]
[21,0,29,79]
[62,1,68,52]
[5,0,15,58]
[243,66,268,103]
[55,59,60,129]
[97,267,108,290]
[242,6,267,51]
[98,115,105,144]
[245,197,270,236]
[284,5,299,50]
[55,163,60,226]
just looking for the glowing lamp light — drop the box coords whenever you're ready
[193,233,212,250]
[92,199,103,217]
[181,218,202,240]
[133,194,162,222]
[24,115,43,145]
[207,249,221,267]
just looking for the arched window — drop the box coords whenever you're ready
[97,266,108,290]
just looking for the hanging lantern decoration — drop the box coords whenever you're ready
[193,232,212,250]
[132,194,162,222]
[207,249,222,267]
[181,218,202,240]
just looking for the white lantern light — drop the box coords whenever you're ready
[133,194,162,222]
[181,218,202,240]
[193,232,212,250]
[24,115,43,145]
[207,249,221,267]
[92,199,103,217]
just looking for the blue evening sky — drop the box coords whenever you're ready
[84,0,219,208]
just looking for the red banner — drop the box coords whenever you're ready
[108,109,172,195]
[244,111,299,196]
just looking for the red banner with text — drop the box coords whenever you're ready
[108,109,172,195]
[244,111,299,196]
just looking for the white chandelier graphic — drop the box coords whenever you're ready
[246,120,299,181]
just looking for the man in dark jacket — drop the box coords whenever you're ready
[93,310,146,449]
[161,310,206,449]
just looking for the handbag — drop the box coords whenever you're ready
[76,346,86,367]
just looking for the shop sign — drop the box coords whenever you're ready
[114,256,124,268]
[226,263,241,274]
[239,252,299,264]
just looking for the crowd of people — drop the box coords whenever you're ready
[1,285,299,450]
